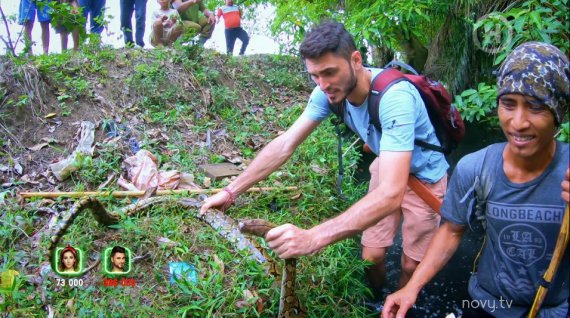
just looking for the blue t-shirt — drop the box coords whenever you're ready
[442,141,570,317]
[301,68,448,183]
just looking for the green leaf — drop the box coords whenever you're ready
[473,19,485,30]
[508,8,524,17]
[529,11,542,29]
[484,21,495,33]
[494,52,508,65]
[461,89,477,97]
[539,32,552,43]
[454,95,464,107]
[557,122,569,142]
[513,16,527,33]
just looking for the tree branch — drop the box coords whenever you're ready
[0,4,16,56]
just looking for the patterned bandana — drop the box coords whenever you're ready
[497,41,569,125]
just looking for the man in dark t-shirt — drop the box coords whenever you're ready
[383,42,570,318]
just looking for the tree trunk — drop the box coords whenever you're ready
[370,44,394,67]
[397,32,428,73]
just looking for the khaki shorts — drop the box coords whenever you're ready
[361,157,447,262]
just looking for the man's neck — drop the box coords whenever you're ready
[503,140,557,183]
[346,69,372,106]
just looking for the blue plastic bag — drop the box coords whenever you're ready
[169,262,197,285]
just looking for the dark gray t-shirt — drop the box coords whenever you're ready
[441,141,569,317]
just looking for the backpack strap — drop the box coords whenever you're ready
[468,145,495,273]
[462,145,494,232]
[331,101,348,200]
[329,101,345,120]
[367,68,407,132]
[384,60,420,75]
[407,174,442,214]
[367,67,447,153]
[472,145,495,231]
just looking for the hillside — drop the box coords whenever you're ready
[0,45,314,192]
[0,45,379,317]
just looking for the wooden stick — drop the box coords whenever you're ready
[528,204,570,318]
[18,186,299,199]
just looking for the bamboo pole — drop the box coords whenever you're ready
[19,186,299,199]
[528,204,570,318]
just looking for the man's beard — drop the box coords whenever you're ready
[331,63,358,105]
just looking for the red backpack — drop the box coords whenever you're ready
[329,61,465,199]
[330,61,465,154]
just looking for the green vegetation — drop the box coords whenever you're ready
[241,0,569,136]
[0,41,373,317]
[455,0,569,128]
[1,1,567,316]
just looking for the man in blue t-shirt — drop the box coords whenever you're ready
[200,21,448,301]
[383,42,569,318]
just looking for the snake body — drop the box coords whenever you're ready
[239,219,307,318]
[47,196,305,317]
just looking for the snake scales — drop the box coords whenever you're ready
[239,219,307,318]
[47,196,307,318]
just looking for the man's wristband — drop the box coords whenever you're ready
[221,187,236,211]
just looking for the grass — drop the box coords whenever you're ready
[0,42,376,317]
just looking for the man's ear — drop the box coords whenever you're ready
[351,51,363,69]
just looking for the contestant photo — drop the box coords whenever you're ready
[103,246,132,275]
[55,245,83,276]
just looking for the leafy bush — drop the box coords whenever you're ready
[457,0,568,128]
[454,82,498,124]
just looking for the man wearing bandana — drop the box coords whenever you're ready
[383,42,570,318]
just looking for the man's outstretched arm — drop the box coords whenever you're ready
[265,150,412,258]
[200,116,320,214]
[382,221,466,318]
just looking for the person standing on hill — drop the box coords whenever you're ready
[120,0,147,47]
[216,0,249,56]
[78,0,106,36]
[53,0,81,51]
[18,0,51,54]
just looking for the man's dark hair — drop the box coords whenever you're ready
[299,21,356,61]
[111,246,126,257]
